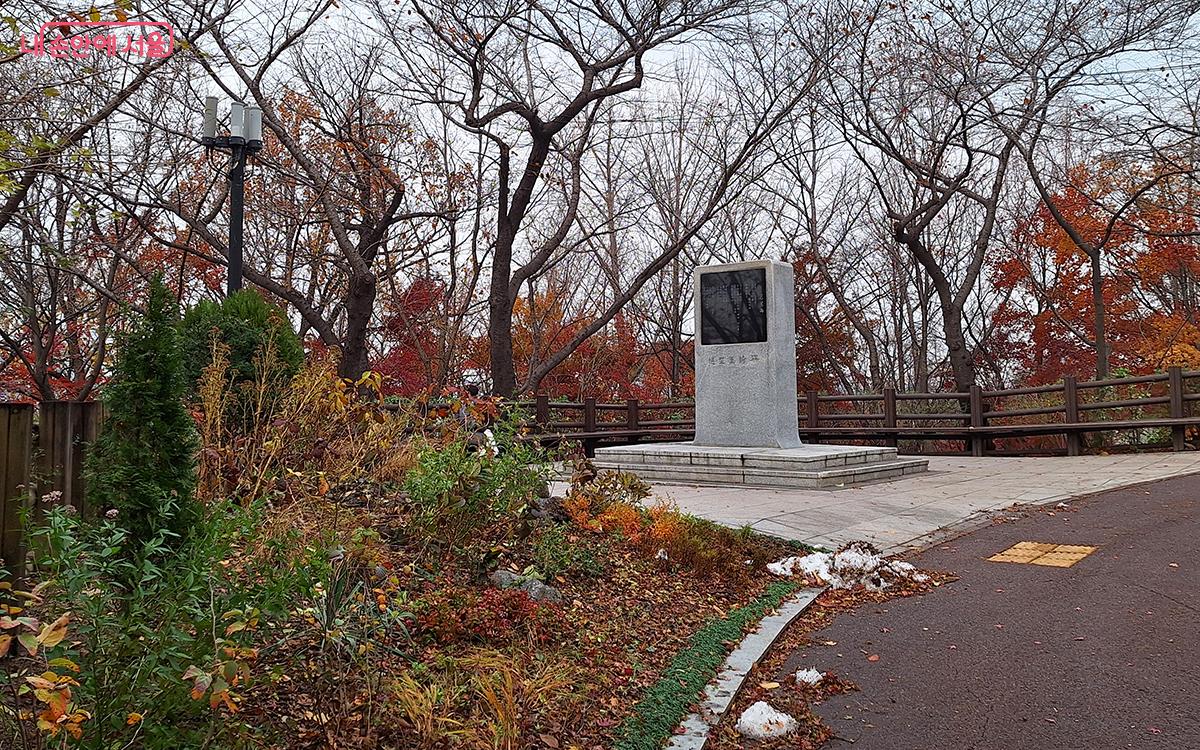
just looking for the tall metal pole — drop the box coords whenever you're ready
[202,97,261,297]
[227,145,246,296]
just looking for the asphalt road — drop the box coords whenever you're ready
[796,474,1200,750]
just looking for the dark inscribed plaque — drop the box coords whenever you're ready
[700,268,768,345]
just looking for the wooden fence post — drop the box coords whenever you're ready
[535,394,549,427]
[1063,375,1082,456]
[883,387,897,447]
[805,390,819,430]
[1,405,34,580]
[969,385,985,457]
[626,399,639,431]
[1169,366,1185,451]
[583,397,597,433]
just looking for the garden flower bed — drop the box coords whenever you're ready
[2,351,807,749]
[231,471,802,748]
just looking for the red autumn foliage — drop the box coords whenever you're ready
[990,161,1200,385]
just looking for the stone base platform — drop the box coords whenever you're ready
[593,442,928,489]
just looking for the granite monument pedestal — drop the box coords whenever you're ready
[596,259,927,488]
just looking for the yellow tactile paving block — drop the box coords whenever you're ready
[988,550,1043,563]
[1031,555,1080,568]
[1051,545,1096,554]
[987,542,1097,568]
[1009,542,1059,553]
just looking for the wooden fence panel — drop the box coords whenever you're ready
[37,401,104,516]
[523,370,1200,455]
[1,405,34,578]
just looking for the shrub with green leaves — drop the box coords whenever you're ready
[85,278,199,547]
[530,525,603,580]
[22,500,325,749]
[403,427,550,547]
[179,289,303,424]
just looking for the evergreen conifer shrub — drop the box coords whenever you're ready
[85,278,200,547]
[179,290,303,426]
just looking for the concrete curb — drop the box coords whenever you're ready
[665,586,825,749]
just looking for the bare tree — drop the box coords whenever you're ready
[824,0,1036,392]
[370,0,835,395]
[984,0,1200,377]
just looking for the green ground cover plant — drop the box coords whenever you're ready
[613,580,800,750]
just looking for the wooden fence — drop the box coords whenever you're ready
[0,406,33,580]
[519,367,1200,457]
[0,401,104,577]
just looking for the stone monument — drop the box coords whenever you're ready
[693,260,800,449]
[594,258,929,488]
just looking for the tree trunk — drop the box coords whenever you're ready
[488,224,517,397]
[941,302,976,393]
[897,230,975,392]
[339,272,377,383]
[487,134,551,398]
[1090,251,1109,379]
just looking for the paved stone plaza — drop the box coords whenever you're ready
[640,453,1200,551]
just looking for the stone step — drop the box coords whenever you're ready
[592,441,929,489]
[594,443,900,472]
[593,457,928,489]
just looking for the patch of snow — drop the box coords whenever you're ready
[794,667,823,685]
[766,558,796,576]
[833,545,881,574]
[768,541,929,590]
[478,428,499,457]
[767,551,831,579]
[735,701,798,739]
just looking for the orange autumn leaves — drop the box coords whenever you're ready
[992,161,1200,383]
[464,290,687,401]
[0,609,89,740]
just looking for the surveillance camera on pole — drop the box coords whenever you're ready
[201,96,264,296]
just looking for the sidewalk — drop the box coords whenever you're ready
[647,453,1200,551]
[792,473,1200,749]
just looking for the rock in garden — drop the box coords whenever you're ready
[488,570,521,589]
[735,701,798,738]
[487,570,563,603]
[519,578,563,603]
[528,495,571,523]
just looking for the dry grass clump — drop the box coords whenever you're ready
[388,649,581,749]
[197,345,416,504]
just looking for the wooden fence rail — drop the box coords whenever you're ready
[519,367,1200,457]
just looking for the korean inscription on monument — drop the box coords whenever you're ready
[699,268,768,345]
